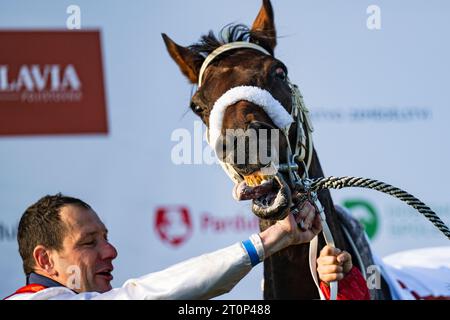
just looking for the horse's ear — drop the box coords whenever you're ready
[250,0,277,54]
[162,33,204,84]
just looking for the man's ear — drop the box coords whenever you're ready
[33,245,57,276]
[250,0,277,54]
[162,33,205,84]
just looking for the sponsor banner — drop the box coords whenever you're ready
[152,198,450,255]
[333,191,450,255]
[154,205,259,248]
[0,221,17,242]
[155,206,193,247]
[310,107,432,123]
[0,31,107,136]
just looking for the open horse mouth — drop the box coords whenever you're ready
[233,171,291,220]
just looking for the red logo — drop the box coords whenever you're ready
[0,31,107,136]
[154,206,193,247]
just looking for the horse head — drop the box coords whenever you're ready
[163,0,313,221]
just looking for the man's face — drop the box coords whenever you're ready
[50,205,118,293]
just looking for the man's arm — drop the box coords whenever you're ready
[57,202,321,300]
[92,202,321,300]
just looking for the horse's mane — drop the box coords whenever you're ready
[189,24,274,58]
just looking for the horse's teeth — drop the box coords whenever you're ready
[245,173,275,186]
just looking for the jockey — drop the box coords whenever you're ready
[5,193,328,300]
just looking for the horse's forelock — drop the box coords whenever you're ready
[188,24,270,57]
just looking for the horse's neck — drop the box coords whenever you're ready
[261,148,350,299]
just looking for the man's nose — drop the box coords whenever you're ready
[101,241,118,260]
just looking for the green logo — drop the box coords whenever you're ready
[342,199,379,240]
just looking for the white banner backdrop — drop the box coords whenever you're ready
[0,0,449,299]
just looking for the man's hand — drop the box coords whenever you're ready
[317,245,353,284]
[277,201,322,246]
[259,201,322,258]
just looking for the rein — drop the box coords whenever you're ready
[196,41,450,300]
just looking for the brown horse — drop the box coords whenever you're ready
[163,0,391,299]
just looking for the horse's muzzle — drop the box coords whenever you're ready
[233,172,291,220]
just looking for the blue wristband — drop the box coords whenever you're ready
[242,239,260,267]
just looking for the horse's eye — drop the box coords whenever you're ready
[192,104,202,115]
[275,67,287,81]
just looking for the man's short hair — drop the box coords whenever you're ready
[18,193,91,275]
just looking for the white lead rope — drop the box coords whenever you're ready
[309,193,338,300]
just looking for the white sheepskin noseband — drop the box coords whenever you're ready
[207,85,294,148]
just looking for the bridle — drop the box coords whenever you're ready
[197,41,338,300]
[199,41,314,186]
